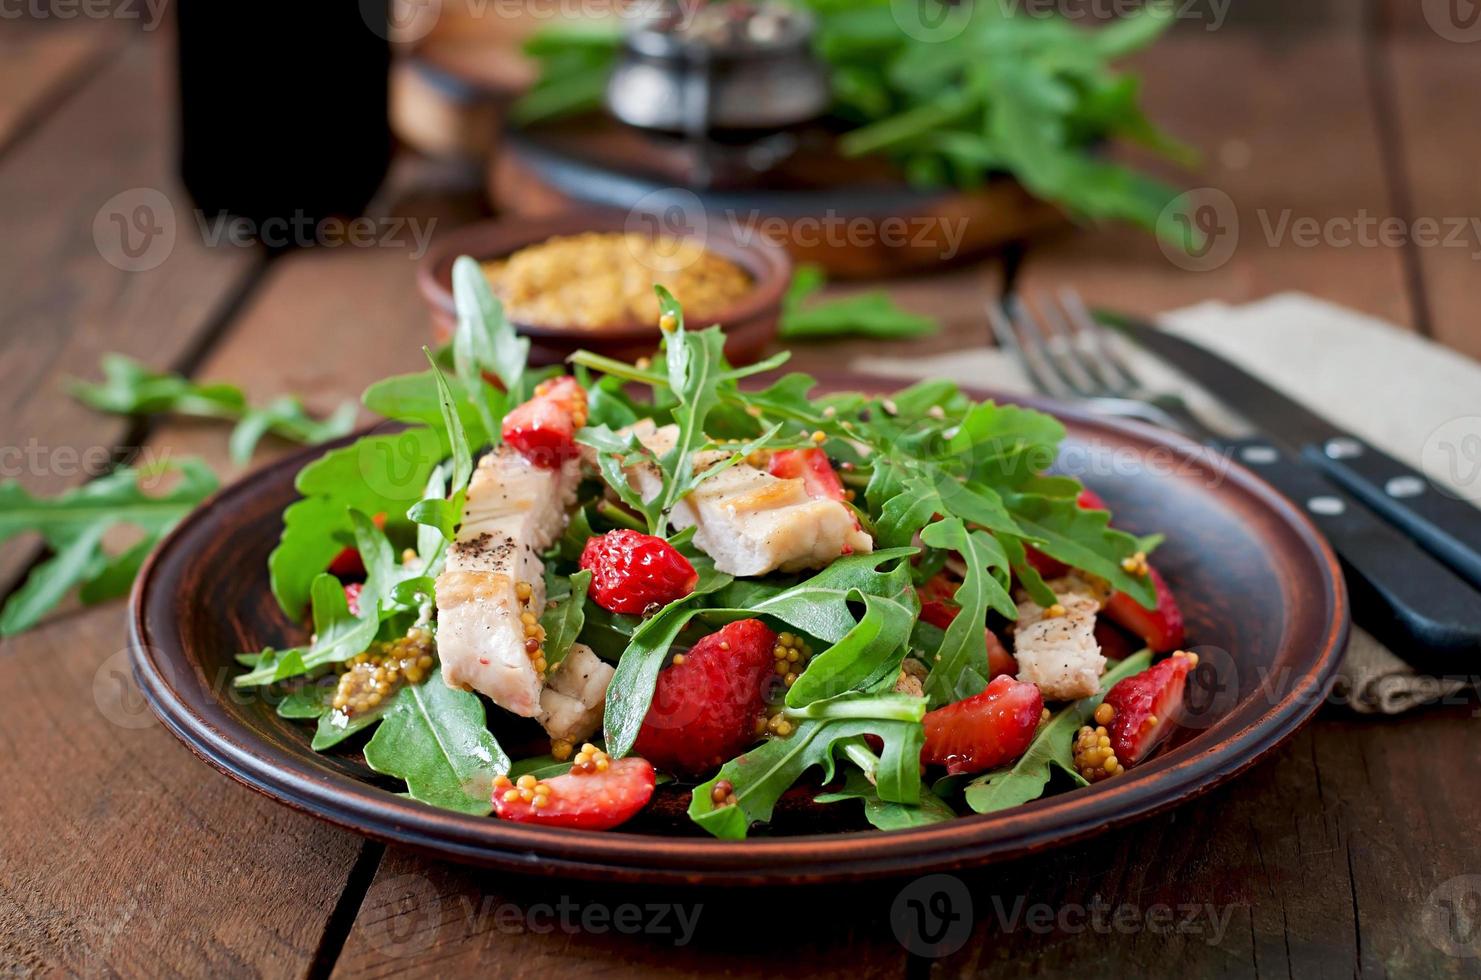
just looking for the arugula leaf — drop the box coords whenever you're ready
[815,769,956,830]
[236,573,378,686]
[964,651,1151,813]
[362,667,510,815]
[540,568,591,667]
[688,706,924,839]
[785,592,912,708]
[451,254,530,405]
[779,264,939,341]
[1003,490,1157,608]
[70,354,355,465]
[268,428,443,616]
[0,459,218,635]
[918,518,1015,708]
[361,371,496,449]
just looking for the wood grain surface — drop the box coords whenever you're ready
[4,5,1481,978]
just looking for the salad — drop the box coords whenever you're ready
[237,255,1193,837]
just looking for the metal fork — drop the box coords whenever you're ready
[987,289,1222,442]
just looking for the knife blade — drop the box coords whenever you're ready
[1100,311,1481,594]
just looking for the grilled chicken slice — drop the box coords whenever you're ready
[608,421,873,577]
[435,447,581,716]
[536,642,614,745]
[1011,575,1107,701]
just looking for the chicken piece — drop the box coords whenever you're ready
[536,643,614,745]
[607,421,873,577]
[1012,576,1106,701]
[435,447,581,716]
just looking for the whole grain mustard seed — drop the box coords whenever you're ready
[331,627,435,716]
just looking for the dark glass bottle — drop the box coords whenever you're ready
[176,1,393,234]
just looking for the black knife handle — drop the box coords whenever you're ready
[1226,439,1481,675]
[1302,436,1481,593]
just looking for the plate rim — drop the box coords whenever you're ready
[128,380,1349,885]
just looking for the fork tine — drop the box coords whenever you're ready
[987,299,1060,398]
[1059,288,1142,393]
[1036,292,1110,397]
[1010,294,1092,398]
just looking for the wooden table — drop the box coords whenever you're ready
[3,5,1479,977]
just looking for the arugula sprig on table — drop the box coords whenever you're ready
[0,458,218,635]
[70,354,357,465]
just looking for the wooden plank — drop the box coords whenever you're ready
[1382,33,1481,359]
[0,604,367,976]
[330,846,911,979]
[0,21,118,157]
[0,37,263,598]
[1013,30,1417,330]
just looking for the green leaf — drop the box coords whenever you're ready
[236,573,378,686]
[1003,491,1158,608]
[361,371,497,449]
[964,651,1152,813]
[779,265,939,341]
[815,770,957,830]
[785,592,913,708]
[0,459,218,635]
[424,349,472,493]
[918,518,1015,708]
[540,569,591,667]
[451,254,529,404]
[70,354,354,464]
[687,710,924,840]
[269,429,443,616]
[362,668,511,815]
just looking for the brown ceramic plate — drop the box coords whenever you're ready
[128,379,1348,886]
[417,212,792,367]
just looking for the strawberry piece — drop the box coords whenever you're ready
[1101,650,1198,766]
[768,448,847,502]
[491,754,655,830]
[501,376,588,468]
[985,628,1018,680]
[580,529,699,615]
[327,512,386,577]
[921,674,1044,775]
[633,619,777,777]
[343,582,363,618]
[1104,566,1186,653]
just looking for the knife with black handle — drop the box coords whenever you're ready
[1226,439,1481,675]
[1102,311,1481,595]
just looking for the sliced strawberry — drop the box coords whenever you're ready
[1075,487,1107,511]
[501,375,588,468]
[491,753,655,830]
[633,619,777,777]
[1104,566,1186,653]
[768,448,847,502]
[579,529,699,615]
[327,511,386,577]
[1093,618,1135,663]
[985,628,1018,680]
[343,582,363,618]
[921,674,1044,775]
[1101,650,1198,766]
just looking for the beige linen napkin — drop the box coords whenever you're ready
[853,292,1480,715]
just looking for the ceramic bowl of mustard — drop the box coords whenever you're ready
[418,212,792,366]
